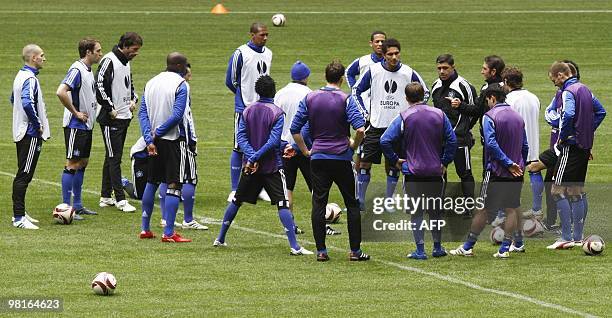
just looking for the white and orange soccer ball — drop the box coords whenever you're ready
[582,234,605,256]
[53,203,75,224]
[271,13,286,27]
[91,272,117,295]
[490,226,504,245]
[325,203,342,224]
[522,218,544,237]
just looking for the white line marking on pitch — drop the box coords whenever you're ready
[0,10,611,14]
[0,170,598,318]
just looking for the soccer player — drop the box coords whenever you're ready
[96,32,142,213]
[11,44,50,230]
[450,87,528,258]
[431,54,477,209]
[353,38,429,212]
[473,55,506,145]
[533,60,580,231]
[292,61,369,262]
[226,22,273,202]
[472,55,506,225]
[381,82,457,260]
[502,67,542,224]
[546,62,606,250]
[346,31,386,198]
[123,137,148,200]
[138,52,192,243]
[275,61,312,235]
[57,38,103,220]
[345,30,386,114]
[214,75,312,256]
[275,61,312,209]
[158,65,208,230]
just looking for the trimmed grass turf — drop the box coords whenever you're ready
[1,1,611,316]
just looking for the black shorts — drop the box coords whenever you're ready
[355,121,370,156]
[131,157,148,199]
[181,144,198,185]
[147,138,183,185]
[282,153,311,191]
[64,127,92,159]
[539,148,558,168]
[404,175,446,212]
[480,171,523,210]
[553,144,590,186]
[233,112,242,152]
[361,126,388,164]
[234,169,289,206]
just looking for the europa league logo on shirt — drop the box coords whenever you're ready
[384,80,398,94]
[256,61,268,75]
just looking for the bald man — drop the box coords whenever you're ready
[11,44,50,229]
[138,52,193,242]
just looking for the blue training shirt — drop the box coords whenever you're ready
[290,86,365,161]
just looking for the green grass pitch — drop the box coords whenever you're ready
[1,1,611,317]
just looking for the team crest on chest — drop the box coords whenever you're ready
[256,61,268,75]
[384,80,398,94]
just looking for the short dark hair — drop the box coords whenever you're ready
[405,82,425,103]
[118,32,143,48]
[166,52,188,73]
[250,22,267,33]
[370,30,386,41]
[562,59,580,80]
[325,60,345,84]
[484,55,505,76]
[549,61,571,77]
[255,75,276,98]
[484,86,506,103]
[382,38,401,54]
[436,54,454,66]
[502,66,523,89]
[78,37,99,58]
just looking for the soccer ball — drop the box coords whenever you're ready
[325,203,342,224]
[91,272,117,295]
[271,13,286,27]
[53,203,75,224]
[582,234,605,256]
[490,226,504,245]
[522,218,544,237]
